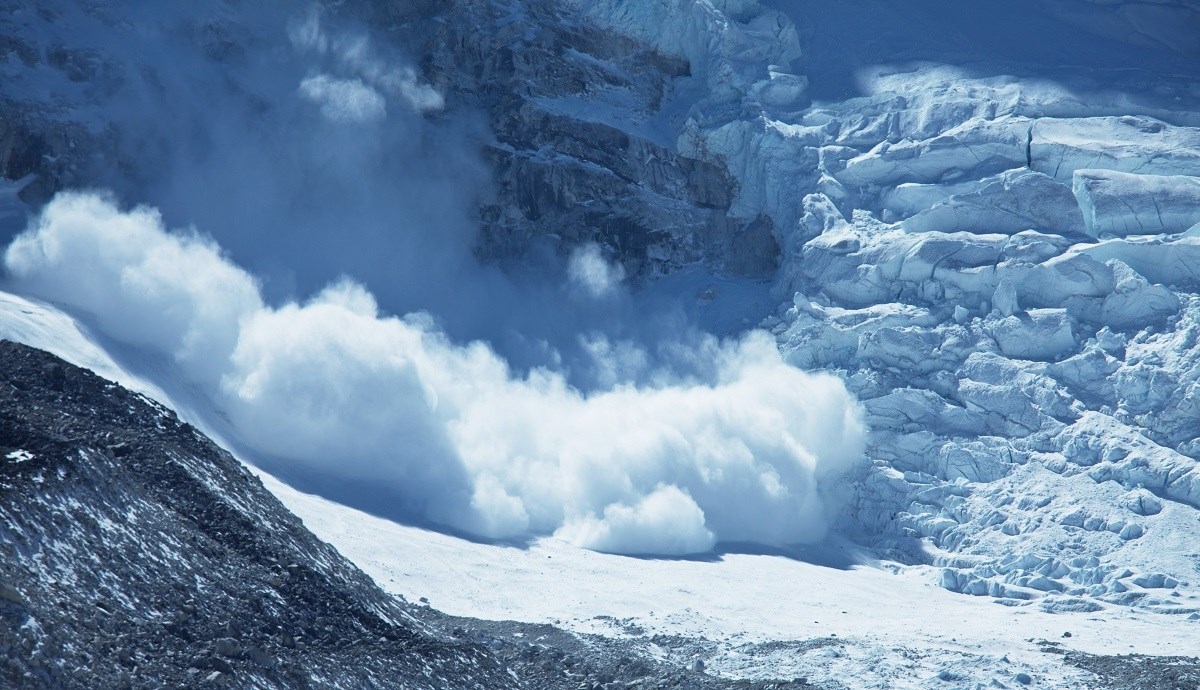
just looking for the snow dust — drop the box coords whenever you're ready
[2,192,866,554]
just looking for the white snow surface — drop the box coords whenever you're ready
[1,193,867,555]
[262,471,1199,690]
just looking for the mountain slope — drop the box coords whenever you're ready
[0,339,514,689]
[1,1,1200,688]
[0,336,828,690]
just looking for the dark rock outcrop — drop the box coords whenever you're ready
[0,340,828,689]
[0,0,762,281]
[418,0,748,277]
[0,340,515,689]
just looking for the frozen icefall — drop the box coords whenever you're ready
[584,0,1200,613]
[770,194,1200,610]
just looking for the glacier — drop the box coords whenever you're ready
[576,0,1200,621]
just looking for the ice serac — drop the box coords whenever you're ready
[901,169,1085,236]
[1031,116,1200,182]
[600,0,1200,618]
[770,101,1200,616]
[1073,169,1200,237]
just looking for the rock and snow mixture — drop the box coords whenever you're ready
[0,341,516,690]
[1,339,832,690]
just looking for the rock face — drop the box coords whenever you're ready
[416,0,747,276]
[0,0,779,281]
[0,340,514,689]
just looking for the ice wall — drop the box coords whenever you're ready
[577,0,1200,614]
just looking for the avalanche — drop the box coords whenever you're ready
[2,0,1200,688]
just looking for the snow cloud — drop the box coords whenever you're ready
[555,485,716,555]
[289,8,444,115]
[299,75,387,123]
[568,243,626,299]
[4,192,866,555]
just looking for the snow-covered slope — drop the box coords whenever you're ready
[266,471,1200,690]
[1,333,843,690]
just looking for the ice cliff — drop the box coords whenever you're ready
[435,0,1200,616]
[623,0,1200,615]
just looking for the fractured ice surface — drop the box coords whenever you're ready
[622,0,1200,616]
[1074,169,1200,237]
[1032,116,1200,182]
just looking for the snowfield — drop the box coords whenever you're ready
[263,471,1200,690]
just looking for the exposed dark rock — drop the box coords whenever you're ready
[0,339,515,689]
[0,0,749,281]
[726,214,781,279]
[409,0,745,277]
[1065,653,1200,690]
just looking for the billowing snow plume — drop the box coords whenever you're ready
[567,243,625,299]
[288,8,444,115]
[298,75,387,123]
[4,192,865,554]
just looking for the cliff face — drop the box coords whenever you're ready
[0,0,781,281]
[0,340,513,689]
[416,0,752,277]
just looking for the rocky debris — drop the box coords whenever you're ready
[424,614,823,690]
[0,580,26,607]
[1064,653,1200,690]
